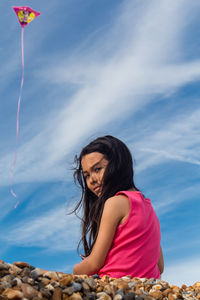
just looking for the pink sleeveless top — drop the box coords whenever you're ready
[98,191,161,278]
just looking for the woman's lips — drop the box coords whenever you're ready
[94,186,101,193]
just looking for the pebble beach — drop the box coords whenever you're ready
[0,260,199,300]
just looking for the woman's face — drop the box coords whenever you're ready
[81,152,109,197]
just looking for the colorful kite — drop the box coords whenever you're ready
[11,7,40,208]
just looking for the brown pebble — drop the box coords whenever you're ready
[96,286,103,292]
[40,277,50,285]
[113,295,123,300]
[168,293,174,300]
[181,284,187,289]
[117,280,128,291]
[149,290,163,299]
[9,265,22,276]
[101,276,110,283]
[13,261,30,268]
[103,284,114,296]
[44,271,59,281]
[69,293,83,300]
[52,287,62,300]
[0,270,9,277]
[162,288,172,296]
[21,283,38,299]
[97,292,112,300]
[2,288,23,300]
[59,274,73,286]
[82,281,90,292]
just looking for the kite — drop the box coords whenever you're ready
[11,7,40,208]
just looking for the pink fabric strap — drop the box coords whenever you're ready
[10,27,24,208]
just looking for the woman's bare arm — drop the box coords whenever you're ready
[73,195,126,275]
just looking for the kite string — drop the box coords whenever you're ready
[10,26,24,208]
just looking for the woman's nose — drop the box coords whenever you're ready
[89,173,97,184]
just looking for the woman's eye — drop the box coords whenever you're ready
[95,167,101,173]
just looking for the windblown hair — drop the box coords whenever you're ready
[73,135,138,256]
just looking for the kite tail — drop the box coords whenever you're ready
[10,27,24,208]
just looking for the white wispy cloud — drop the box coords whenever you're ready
[132,107,200,173]
[163,256,200,286]
[1,0,200,188]
[3,204,80,252]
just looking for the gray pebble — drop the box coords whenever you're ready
[135,296,144,300]
[30,269,39,280]
[1,281,12,289]
[63,285,76,296]
[0,263,10,270]
[85,278,97,290]
[40,287,52,298]
[21,267,31,277]
[124,292,136,300]
[72,282,82,292]
[84,292,97,300]
[116,288,125,297]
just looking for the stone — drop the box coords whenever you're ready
[40,277,50,285]
[69,293,83,300]
[85,278,96,290]
[46,283,55,292]
[11,278,22,288]
[40,287,52,298]
[84,292,96,300]
[0,269,9,277]
[118,280,129,292]
[59,274,73,286]
[101,276,110,283]
[103,284,114,296]
[13,262,30,268]
[82,281,90,293]
[21,283,38,299]
[72,282,82,292]
[113,295,123,300]
[22,276,35,285]
[30,269,43,280]
[9,265,22,276]
[1,281,12,290]
[0,263,10,271]
[96,286,103,293]
[135,296,144,300]
[63,286,76,296]
[128,281,138,289]
[116,288,125,297]
[162,288,172,296]
[43,271,59,281]
[149,290,163,299]
[195,282,200,287]
[124,292,136,300]
[2,288,23,299]
[52,287,62,300]
[167,293,174,300]
[96,292,112,300]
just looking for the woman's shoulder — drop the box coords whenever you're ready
[105,194,130,222]
[106,194,129,207]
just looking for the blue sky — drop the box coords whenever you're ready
[0,0,200,286]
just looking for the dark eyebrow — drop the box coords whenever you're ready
[82,158,104,175]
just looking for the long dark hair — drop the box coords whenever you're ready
[73,135,138,256]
